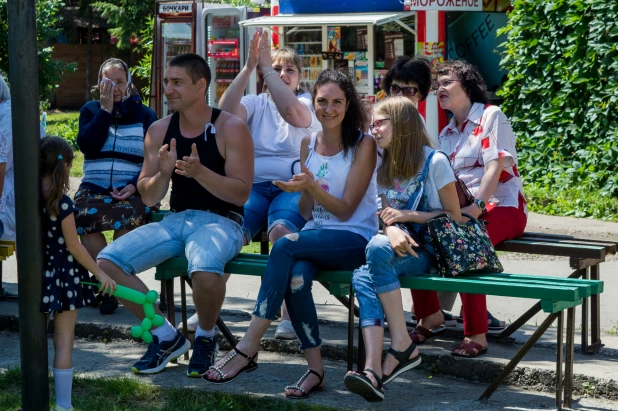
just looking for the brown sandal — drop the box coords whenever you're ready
[451,341,488,358]
[408,325,446,344]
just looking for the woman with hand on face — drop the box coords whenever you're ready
[345,97,462,402]
[433,59,527,357]
[74,58,157,314]
[205,69,378,399]
[214,30,321,340]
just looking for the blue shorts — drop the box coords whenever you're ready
[98,210,244,277]
[243,181,307,241]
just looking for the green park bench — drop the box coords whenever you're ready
[152,214,604,408]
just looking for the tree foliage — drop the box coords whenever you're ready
[92,0,154,50]
[0,0,77,104]
[498,0,618,197]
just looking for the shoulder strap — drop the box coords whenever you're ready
[402,149,436,211]
[309,132,317,149]
[203,108,221,140]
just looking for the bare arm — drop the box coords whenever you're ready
[461,157,506,219]
[61,214,116,294]
[276,134,377,222]
[175,115,254,206]
[257,31,312,128]
[137,119,175,207]
[219,31,261,122]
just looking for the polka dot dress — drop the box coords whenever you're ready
[41,195,96,313]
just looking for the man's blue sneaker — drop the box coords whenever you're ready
[132,330,190,374]
[187,336,219,377]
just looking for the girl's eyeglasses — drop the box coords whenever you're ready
[389,84,419,97]
[370,118,391,130]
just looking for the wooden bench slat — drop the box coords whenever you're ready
[516,236,617,253]
[541,298,584,313]
[495,240,606,259]
[520,232,618,250]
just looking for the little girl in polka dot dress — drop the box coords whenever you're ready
[41,136,117,411]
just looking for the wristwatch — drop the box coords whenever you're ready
[473,199,486,212]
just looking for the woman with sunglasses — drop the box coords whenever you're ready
[427,59,527,358]
[382,56,432,109]
[345,96,462,402]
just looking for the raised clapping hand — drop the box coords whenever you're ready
[246,31,260,72]
[158,138,178,178]
[378,207,407,225]
[274,165,315,193]
[175,143,204,178]
[386,226,419,258]
[110,184,136,201]
[95,270,117,296]
[257,30,273,72]
[99,77,115,113]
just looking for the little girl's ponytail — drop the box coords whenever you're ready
[41,136,75,217]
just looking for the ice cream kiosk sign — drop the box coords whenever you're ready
[403,0,482,11]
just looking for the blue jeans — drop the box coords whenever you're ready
[253,229,368,350]
[99,210,244,277]
[353,234,437,328]
[243,181,307,242]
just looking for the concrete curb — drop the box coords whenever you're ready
[2,314,616,401]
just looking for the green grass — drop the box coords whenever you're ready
[524,184,618,222]
[71,151,84,177]
[0,367,337,411]
[46,110,80,125]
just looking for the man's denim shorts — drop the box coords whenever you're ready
[98,210,244,277]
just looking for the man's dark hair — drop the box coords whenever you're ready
[436,59,489,104]
[382,56,432,101]
[168,53,212,87]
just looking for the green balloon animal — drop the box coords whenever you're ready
[84,282,165,343]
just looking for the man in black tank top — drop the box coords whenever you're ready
[97,53,254,377]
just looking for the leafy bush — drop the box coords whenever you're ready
[46,112,79,149]
[499,0,618,198]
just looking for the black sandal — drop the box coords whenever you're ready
[344,368,386,403]
[284,369,324,400]
[202,347,258,385]
[382,342,421,385]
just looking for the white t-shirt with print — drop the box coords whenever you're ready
[241,92,321,183]
[381,146,455,212]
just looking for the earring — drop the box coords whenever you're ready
[297,85,300,91]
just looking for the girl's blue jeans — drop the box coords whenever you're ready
[253,229,368,350]
[352,233,437,328]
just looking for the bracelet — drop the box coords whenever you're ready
[263,70,277,79]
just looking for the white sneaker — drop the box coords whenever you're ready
[178,312,199,333]
[275,320,297,340]
[54,405,74,411]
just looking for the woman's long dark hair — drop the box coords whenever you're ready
[41,136,74,217]
[312,69,365,158]
[436,60,489,104]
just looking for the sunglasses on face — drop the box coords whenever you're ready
[390,84,419,97]
[370,118,391,130]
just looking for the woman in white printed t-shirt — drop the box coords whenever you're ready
[205,69,378,399]
[217,30,321,340]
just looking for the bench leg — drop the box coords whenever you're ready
[347,287,355,372]
[589,264,603,353]
[318,281,360,318]
[555,311,564,410]
[480,311,559,402]
[581,267,589,354]
[159,281,167,312]
[497,301,542,339]
[180,278,189,360]
[165,279,175,327]
[564,307,575,408]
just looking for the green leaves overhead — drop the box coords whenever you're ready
[499,0,618,197]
